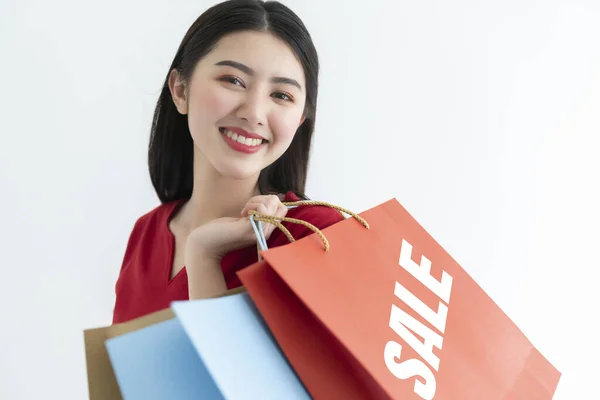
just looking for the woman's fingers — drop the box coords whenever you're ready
[241,195,288,240]
[262,201,288,240]
[275,201,288,218]
[241,202,266,217]
[241,195,283,217]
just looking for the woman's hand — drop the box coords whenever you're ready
[184,194,288,265]
[184,194,287,299]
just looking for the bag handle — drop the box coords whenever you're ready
[248,200,369,254]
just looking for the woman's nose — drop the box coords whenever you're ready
[235,93,267,127]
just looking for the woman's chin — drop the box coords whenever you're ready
[215,164,261,181]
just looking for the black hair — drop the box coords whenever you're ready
[148,0,319,203]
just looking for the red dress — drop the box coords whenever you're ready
[112,192,344,324]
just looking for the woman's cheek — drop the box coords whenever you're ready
[270,113,302,145]
[190,84,234,120]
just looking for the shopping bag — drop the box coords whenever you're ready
[83,287,310,400]
[103,291,310,400]
[83,288,243,399]
[84,307,177,400]
[238,198,561,400]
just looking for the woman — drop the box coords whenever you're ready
[112,0,344,324]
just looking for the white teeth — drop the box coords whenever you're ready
[223,129,264,147]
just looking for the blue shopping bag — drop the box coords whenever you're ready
[105,291,311,400]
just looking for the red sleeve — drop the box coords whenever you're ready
[117,218,143,273]
[112,211,155,324]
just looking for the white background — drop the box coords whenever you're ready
[1,0,599,398]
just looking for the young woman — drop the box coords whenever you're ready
[112,0,344,324]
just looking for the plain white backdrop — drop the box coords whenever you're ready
[1,0,599,398]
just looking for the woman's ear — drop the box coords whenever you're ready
[299,115,306,127]
[168,69,188,115]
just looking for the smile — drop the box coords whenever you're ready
[219,127,268,154]
[220,128,266,146]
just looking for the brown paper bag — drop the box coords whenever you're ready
[83,287,245,400]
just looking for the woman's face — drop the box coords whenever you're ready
[170,30,307,181]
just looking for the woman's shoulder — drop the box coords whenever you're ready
[128,199,184,238]
[117,200,184,275]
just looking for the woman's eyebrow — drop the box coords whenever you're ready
[215,60,302,90]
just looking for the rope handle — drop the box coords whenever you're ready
[248,200,370,254]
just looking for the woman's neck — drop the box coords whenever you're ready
[175,153,261,233]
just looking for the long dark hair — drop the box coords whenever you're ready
[148,0,319,204]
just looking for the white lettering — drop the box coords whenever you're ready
[399,239,453,304]
[388,303,443,371]
[384,341,436,400]
[384,239,455,399]
[394,281,449,334]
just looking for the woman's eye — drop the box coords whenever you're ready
[222,76,245,87]
[272,92,293,102]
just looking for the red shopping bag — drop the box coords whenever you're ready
[237,199,561,400]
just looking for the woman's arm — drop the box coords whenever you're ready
[185,253,228,300]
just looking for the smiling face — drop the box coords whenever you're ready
[169,30,307,182]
